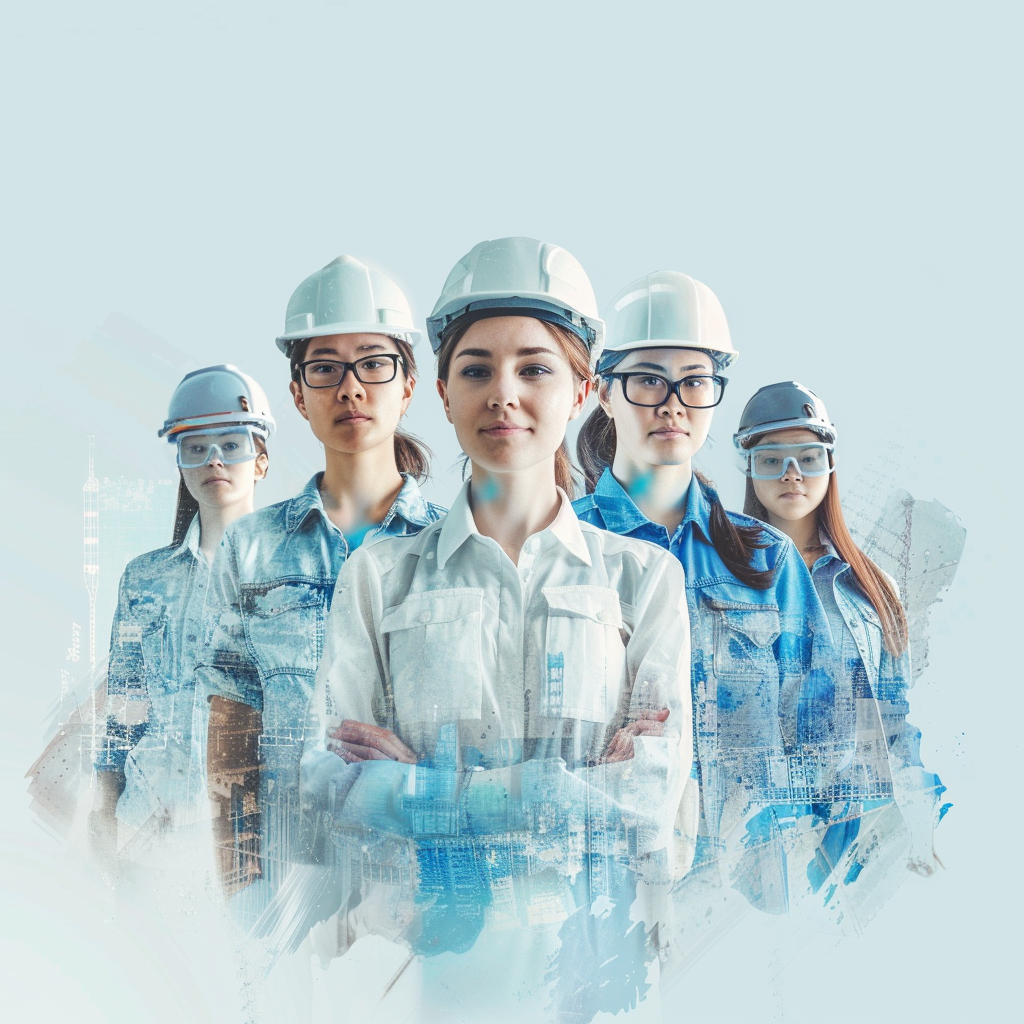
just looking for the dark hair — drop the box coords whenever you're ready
[171,435,268,546]
[576,394,774,589]
[742,437,907,656]
[436,317,591,496]
[289,335,432,482]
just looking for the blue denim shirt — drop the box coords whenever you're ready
[574,470,832,903]
[198,473,445,885]
[95,516,211,828]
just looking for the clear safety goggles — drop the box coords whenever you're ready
[175,426,263,469]
[744,442,835,480]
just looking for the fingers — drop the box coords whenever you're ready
[633,708,670,723]
[326,720,418,764]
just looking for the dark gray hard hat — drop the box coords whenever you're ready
[733,381,835,448]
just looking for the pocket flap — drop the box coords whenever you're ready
[542,585,623,628]
[380,588,484,632]
[709,603,781,648]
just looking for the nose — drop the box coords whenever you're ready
[334,366,365,400]
[206,444,225,467]
[780,457,802,481]
[657,387,688,417]
[487,370,520,410]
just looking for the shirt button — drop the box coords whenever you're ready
[419,610,432,623]
[598,610,616,624]
[187,634,197,642]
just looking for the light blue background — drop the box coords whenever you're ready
[2,2,1020,1020]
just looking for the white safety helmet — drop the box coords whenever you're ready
[733,381,836,448]
[276,255,420,356]
[158,364,276,441]
[596,270,737,375]
[426,236,605,369]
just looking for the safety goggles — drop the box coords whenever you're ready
[175,426,263,468]
[744,442,835,480]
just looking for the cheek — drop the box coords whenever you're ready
[751,478,775,507]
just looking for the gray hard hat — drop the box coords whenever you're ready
[733,381,835,448]
[159,364,276,440]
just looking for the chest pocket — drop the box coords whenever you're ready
[710,602,781,684]
[242,579,329,680]
[381,589,485,722]
[844,598,884,689]
[541,585,626,724]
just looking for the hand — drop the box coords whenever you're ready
[326,720,418,764]
[599,708,670,764]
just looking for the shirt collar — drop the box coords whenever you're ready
[437,481,592,569]
[592,467,711,540]
[285,472,436,534]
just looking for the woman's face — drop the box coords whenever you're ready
[601,347,716,472]
[290,333,414,458]
[436,316,590,481]
[180,436,268,513]
[750,427,831,523]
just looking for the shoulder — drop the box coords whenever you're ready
[579,521,682,583]
[119,544,180,583]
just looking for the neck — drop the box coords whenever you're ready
[468,461,561,564]
[319,441,405,534]
[609,452,693,534]
[197,497,254,563]
[768,510,824,568]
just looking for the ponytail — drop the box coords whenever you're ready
[694,472,774,589]
[171,474,199,547]
[576,404,617,494]
[394,429,432,483]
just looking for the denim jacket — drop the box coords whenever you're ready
[807,547,946,881]
[95,516,211,828]
[198,473,445,884]
[574,470,832,901]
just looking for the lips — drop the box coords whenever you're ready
[203,476,231,485]
[480,422,528,436]
[335,412,370,424]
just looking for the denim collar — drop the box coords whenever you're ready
[284,472,436,534]
[171,514,203,560]
[437,481,592,570]
[591,467,712,542]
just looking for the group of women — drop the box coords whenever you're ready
[91,237,944,1020]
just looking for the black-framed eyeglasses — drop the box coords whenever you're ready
[603,372,728,409]
[296,354,404,388]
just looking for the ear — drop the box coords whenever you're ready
[596,376,615,419]
[567,377,593,422]
[400,373,416,417]
[290,379,310,422]
[253,451,269,483]
[435,377,453,424]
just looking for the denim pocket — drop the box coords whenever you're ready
[242,578,329,679]
[541,585,626,723]
[381,589,485,720]
[710,603,781,683]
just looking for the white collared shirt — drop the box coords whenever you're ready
[302,481,696,870]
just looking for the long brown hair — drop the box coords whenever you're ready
[742,446,908,656]
[290,335,432,482]
[576,394,774,589]
[171,435,268,546]
[436,317,590,496]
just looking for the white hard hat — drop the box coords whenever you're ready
[597,270,737,374]
[276,255,420,355]
[426,237,605,368]
[159,365,276,440]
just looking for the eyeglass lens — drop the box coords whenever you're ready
[622,373,723,408]
[301,355,399,388]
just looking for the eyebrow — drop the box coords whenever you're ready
[623,361,711,374]
[454,346,559,360]
[308,342,389,357]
